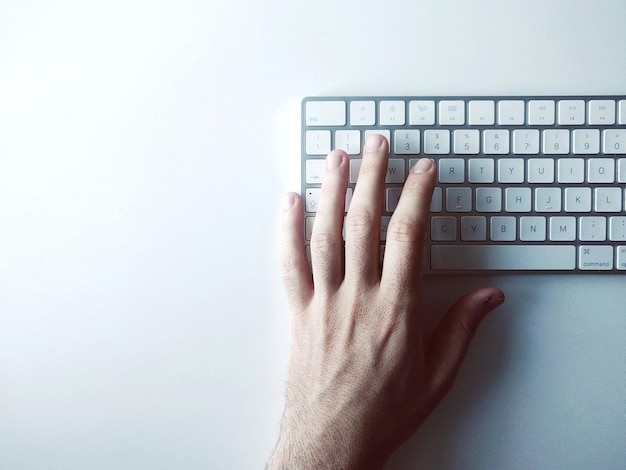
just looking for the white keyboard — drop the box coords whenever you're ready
[302,96,626,273]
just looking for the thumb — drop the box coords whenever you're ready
[423,287,505,405]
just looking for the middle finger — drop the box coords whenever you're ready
[344,134,389,286]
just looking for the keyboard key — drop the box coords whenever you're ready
[498,158,524,183]
[305,159,325,183]
[618,159,626,183]
[557,158,584,183]
[439,101,465,125]
[520,216,546,241]
[461,216,487,241]
[535,188,561,212]
[483,129,510,154]
[431,216,457,241]
[587,158,615,183]
[306,101,346,126]
[306,130,331,155]
[528,100,555,125]
[603,129,626,154]
[468,158,495,183]
[305,217,315,240]
[430,187,443,212]
[620,100,626,125]
[549,216,576,241]
[431,245,576,270]
[573,129,600,154]
[380,216,391,240]
[335,130,360,154]
[543,129,570,154]
[386,188,402,212]
[350,101,376,126]
[609,217,626,241]
[446,187,472,212]
[490,217,516,241]
[505,188,532,212]
[513,129,539,154]
[394,130,420,154]
[305,188,321,212]
[424,130,450,154]
[579,245,613,270]
[349,159,361,183]
[595,188,622,212]
[579,216,606,241]
[588,100,615,125]
[386,159,405,183]
[616,246,626,270]
[352,158,405,184]
[558,100,585,124]
[438,158,465,183]
[469,100,495,125]
[527,158,555,183]
[476,187,502,212]
[565,188,591,212]
[409,100,435,125]
[453,130,480,154]
[379,100,406,125]
[498,100,525,125]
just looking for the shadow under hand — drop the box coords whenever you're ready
[386,274,526,470]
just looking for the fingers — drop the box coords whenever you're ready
[423,287,505,402]
[280,192,314,311]
[344,134,389,285]
[381,158,436,296]
[310,150,349,294]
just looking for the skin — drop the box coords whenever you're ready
[269,134,505,469]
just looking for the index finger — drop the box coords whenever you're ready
[380,158,436,294]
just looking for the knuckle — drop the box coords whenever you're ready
[345,208,377,246]
[280,253,308,299]
[280,251,296,275]
[387,215,425,243]
[310,229,341,263]
[280,249,303,278]
[458,315,480,340]
[346,207,376,233]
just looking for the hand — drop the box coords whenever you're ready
[269,135,505,469]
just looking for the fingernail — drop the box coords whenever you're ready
[411,158,433,174]
[485,294,505,310]
[326,151,343,170]
[282,193,296,211]
[365,134,384,151]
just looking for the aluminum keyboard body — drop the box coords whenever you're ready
[302,96,626,273]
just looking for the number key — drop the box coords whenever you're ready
[573,129,600,154]
[603,129,626,154]
[394,130,420,154]
[424,130,450,154]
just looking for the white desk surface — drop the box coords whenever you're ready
[1,1,625,468]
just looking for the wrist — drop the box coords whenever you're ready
[267,414,384,470]
[268,426,349,469]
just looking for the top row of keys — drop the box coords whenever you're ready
[305,99,626,127]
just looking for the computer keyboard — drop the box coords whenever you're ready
[301,96,626,273]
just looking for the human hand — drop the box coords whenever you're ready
[269,134,505,469]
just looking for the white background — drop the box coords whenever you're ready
[1,1,625,468]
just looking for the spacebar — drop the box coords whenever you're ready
[431,245,576,270]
